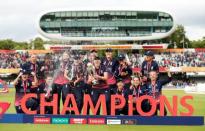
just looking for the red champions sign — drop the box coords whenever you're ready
[70,118,87,124]
[34,117,51,124]
[0,102,10,118]
[19,94,194,116]
[88,118,105,124]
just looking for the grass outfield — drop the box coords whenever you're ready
[0,88,205,131]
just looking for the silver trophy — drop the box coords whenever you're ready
[45,76,53,98]
[87,62,99,85]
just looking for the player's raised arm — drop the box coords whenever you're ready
[160,68,172,86]
[13,72,23,86]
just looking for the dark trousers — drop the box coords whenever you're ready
[73,87,84,113]
[91,88,111,115]
[109,84,117,95]
[66,81,85,114]
[15,98,38,114]
[116,103,128,115]
[36,82,53,114]
[147,101,167,116]
[52,83,71,114]
[154,103,167,116]
[83,84,92,114]
[15,105,24,114]
[132,99,150,115]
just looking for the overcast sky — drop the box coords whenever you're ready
[0,0,205,41]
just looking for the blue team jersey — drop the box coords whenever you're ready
[141,60,159,77]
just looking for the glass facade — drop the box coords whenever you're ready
[39,11,174,38]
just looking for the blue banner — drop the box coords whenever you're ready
[0,114,204,125]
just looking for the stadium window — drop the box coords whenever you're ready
[66,12,71,17]
[45,18,51,22]
[56,22,61,28]
[153,19,158,21]
[83,12,87,17]
[99,14,112,21]
[126,12,133,19]
[61,12,66,17]
[77,11,83,17]
[116,11,121,16]
[105,11,109,14]
[110,11,115,16]
[127,11,132,16]
[55,12,61,17]
[56,18,61,22]
[99,11,104,15]
[121,11,126,16]
[88,11,94,17]
[132,11,137,16]
[49,12,55,15]
[49,22,54,28]
[110,21,114,26]
[159,12,163,17]
[93,12,98,17]
[164,13,170,17]
[71,11,77,17]
[44,22,49,28]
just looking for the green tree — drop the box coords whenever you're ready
[14,42,30,50]
[190,38,205,48]
[32,37,45,49]
[0,39,15,50]
[162,25,190,48]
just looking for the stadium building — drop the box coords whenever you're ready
[38,10,176,41]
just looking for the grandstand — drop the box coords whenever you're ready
[38,10,176,41]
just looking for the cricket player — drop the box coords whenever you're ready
[13,70,38,113]
[101,48,119,94]
[87,57,110,115]
[146,69,172,116]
